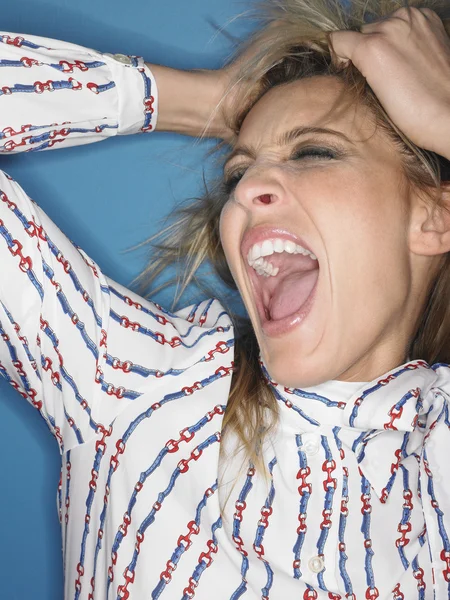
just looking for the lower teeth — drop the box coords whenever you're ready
[253,265,279,277]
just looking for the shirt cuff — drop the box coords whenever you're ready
[101,53,158,135]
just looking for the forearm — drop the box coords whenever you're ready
[0,31,231,154]
[147,63,231,139]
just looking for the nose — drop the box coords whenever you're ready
[234,167,284,209]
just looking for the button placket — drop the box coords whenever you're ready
[302,428,342,592]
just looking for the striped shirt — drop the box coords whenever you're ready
[0,31,449,600]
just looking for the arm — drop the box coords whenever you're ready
[419,389,450,597]
[0,166,227,453]
[0,32,158,153]
[0,170,112,451]
[0,32,233,452]
[147,64,229,139]
[0,31,235,153]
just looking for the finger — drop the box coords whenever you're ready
[419,7,434,21]
[360,14,392,31]
[360,13,412,33]
[393,6,443,22]
[381,6,438,25]
[383,6,437,25]
[328,30,364,66]
[419,7,443,24]
[360,21,385,33]
[362,6,429,32]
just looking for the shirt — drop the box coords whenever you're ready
[0,31,449,600]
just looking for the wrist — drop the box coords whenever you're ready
[147,64,231,139]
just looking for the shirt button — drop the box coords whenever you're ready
[308,555,325,573]
[417,413,427,428]
[111,53,132,65]
[301,433,320,456]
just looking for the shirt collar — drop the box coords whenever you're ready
[261,357,450,502]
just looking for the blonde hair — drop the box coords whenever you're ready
[129,0,450,485]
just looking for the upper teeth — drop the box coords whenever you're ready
[246,238,318,278]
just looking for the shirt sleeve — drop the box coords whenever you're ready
[0,169,115,453]
[0,32,158,153]
[0,167,232,455]
[419,391,450,598]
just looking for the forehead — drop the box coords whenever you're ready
[237,75,376,148]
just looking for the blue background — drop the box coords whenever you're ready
[0,0,252,596]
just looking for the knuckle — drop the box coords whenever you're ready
[360,22,378,33]
[363,33,389,55]
[391,6,413,18]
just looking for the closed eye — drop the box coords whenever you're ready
[223,146,339,195]
[292,146,337,161]
[223,171,247,195]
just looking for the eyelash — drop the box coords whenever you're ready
[223,146,339,194]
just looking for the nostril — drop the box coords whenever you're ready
[257,194,273,205]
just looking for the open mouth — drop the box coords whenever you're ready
[243,236,320,336]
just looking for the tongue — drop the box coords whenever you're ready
[268,268,319,321]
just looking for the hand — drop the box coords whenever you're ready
[328,7,450,158]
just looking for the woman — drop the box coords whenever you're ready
[1,0,450,597]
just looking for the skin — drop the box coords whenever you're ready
[219,75,450,388]
[149,6,450,387]
[329,7,450,159]
[148,7,450,156]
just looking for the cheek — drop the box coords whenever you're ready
[219,201,243,274]
[303,167,409,312]
[314,166,405,242]
[322,173,410,306]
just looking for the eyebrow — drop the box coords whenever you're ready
[224,126,353,170]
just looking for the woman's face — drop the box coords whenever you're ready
[219,75,439,387]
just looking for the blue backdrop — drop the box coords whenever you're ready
[0,1,252,596]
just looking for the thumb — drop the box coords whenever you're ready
[328,30,364,67]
